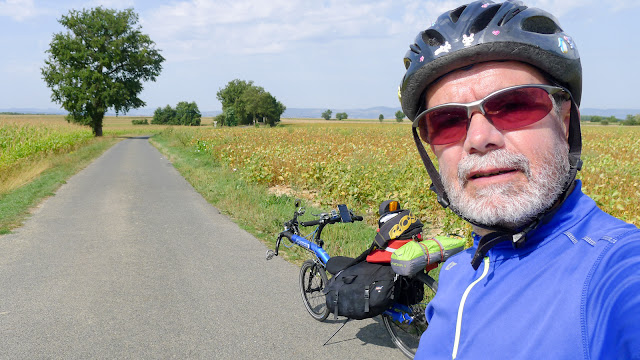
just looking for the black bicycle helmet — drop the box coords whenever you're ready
[400,0,581,119]
[400,0,583,269]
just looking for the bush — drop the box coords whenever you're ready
[152,102,201,126]
[131,119,149,125]
[622,114,640,126]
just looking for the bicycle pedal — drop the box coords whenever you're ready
[265,250,276,260]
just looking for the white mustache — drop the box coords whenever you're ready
[457,149,531,185]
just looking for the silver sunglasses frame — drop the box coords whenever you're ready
[411,84,571,134]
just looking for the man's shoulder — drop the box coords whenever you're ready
[564,196,639,247]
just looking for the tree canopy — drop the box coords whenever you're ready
[41,7,164,136]
[216,79,285,126]
[395,110,405,122]
[152,102,201,126]
[321,109,332,120]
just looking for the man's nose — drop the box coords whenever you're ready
[463,112,505,154]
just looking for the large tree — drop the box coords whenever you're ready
[41,7,164,136]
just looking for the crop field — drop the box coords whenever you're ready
[3,114,638,237]
[0,115,95,191]
[0,115,92,166]
[182,122,640,235]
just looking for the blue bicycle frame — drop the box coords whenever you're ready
[287,233,331,265]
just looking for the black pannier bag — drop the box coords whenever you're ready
[394,276,425,306]
[323,261,396,320]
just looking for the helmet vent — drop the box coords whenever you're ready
[469,4,500,33]
[410,43,422,54]
[422,29,445,47]
[449,5,466,23]
[522,16,562,34]
[498,6,527,26]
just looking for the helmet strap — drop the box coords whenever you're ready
[412,127,450,208]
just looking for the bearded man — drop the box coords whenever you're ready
[398,1,640,358]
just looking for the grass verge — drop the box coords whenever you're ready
[150,128,378,264]
[0,137,119,234]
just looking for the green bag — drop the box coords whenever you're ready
[390,236,466,276]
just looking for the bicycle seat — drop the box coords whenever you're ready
[326,256,357,275]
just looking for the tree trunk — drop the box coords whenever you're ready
[92,112,105,137]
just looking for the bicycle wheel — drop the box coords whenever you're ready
[299,259,330,321]
[382,273,438,358]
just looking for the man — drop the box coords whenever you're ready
[398,1,640,359]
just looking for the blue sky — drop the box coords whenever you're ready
[1,0,639,114]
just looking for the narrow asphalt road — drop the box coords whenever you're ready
[0,137,405,359]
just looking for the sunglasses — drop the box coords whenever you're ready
[413,84,571,145]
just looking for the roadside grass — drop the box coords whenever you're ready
[150,127,378,264]
[0,137,118,234]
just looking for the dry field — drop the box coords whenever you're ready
[186,122,640,234]
[3,114,638,234]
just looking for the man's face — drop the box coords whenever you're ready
[426,61,572,232]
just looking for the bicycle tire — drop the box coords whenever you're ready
[299,259,330,321]
[382,273,438,358]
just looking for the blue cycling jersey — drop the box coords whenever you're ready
[416,180,640,359]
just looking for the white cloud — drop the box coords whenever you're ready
[142,0,452,61]
[0,0,41,21]
[609,0,640,12]
[86,0,135,9]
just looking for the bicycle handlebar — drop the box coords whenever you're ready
[269,203,364,261]
[300,219,322,227]
[300,214,363,227]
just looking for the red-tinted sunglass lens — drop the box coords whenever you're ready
[424,107,469,145]
[484,87,553,130]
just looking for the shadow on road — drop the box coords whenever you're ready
[116,135,152,139]
[321,317,396,350]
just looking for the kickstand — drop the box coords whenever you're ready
[323,318,351,346]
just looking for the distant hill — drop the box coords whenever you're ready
[282,106,401,119]
[2,106,639,119]
[581,108,640,118]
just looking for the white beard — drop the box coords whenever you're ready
[440,137,570,229]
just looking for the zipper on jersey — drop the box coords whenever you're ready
[452,256,490,359]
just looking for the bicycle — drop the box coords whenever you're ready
[266,199,446,358]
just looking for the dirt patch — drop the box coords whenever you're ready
[267,185,322,207]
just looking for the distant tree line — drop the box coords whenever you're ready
[582,114,640,126]
[321,109,348,120]
[152,101,201,126]
[215,79,285,127]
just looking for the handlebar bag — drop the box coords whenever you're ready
[323,261,396,320]
[390,236,466,276]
